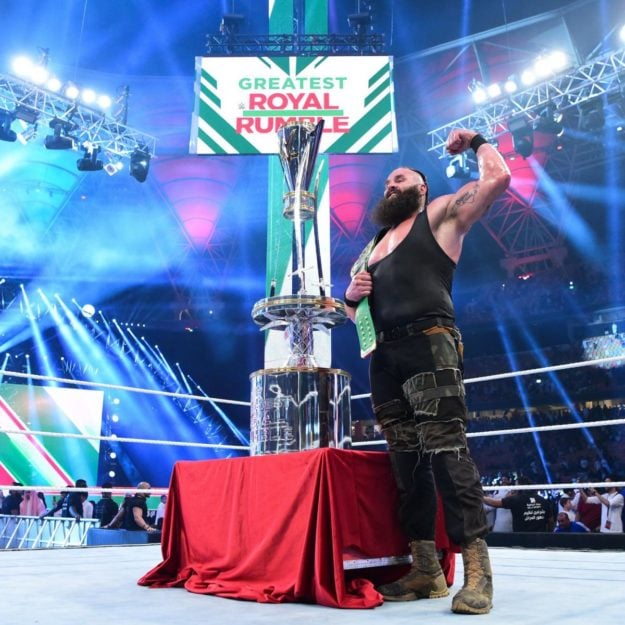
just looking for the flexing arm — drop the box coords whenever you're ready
[443,128,511,232]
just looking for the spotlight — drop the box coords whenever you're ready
[76,144,103,172]
[104,159,123,176]
[17,123,38,145]
[129,147,150,183]
[534,104,563,136]
[348,13,372,35]
[14,104,39,125]
[508,115,534,158]
[0,110,17,142]
[578,100,605,132]
[220,13,245,35]
[468,79,488,105]
[44,118,74,150]
[446,153,472,179]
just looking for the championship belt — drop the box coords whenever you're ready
[350,236,379,358]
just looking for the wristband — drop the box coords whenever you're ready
[343,292,361,308]
[470,133,489,153]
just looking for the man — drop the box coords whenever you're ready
[94,482,119,527]
[344,128,510,615]
[1,482,24,515]
[484,477,554,532]
[62,478,88,521]
[581,477,624,533]
[554,511,589,533]
[122,482,158,533]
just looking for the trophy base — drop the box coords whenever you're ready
[252,295,347,330]
[249,367,352,456]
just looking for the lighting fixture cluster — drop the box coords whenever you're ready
[0,52,156,182]
[468,50,570,105]
[11,55,113,111]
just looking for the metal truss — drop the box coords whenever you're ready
[427,46,625,157]
[0,73,157,158]
[205,33,386,57]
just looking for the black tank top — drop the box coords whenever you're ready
[368,208,456,331]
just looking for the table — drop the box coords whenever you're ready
[139,448,456,608]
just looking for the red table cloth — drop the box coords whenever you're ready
[139,448,456,608]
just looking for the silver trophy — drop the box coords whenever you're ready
[249,120,351,455]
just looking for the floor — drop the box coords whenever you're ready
[1,545,623,625]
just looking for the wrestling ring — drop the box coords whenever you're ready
[1,354,624,624]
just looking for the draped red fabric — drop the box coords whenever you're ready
[139,448,456,609]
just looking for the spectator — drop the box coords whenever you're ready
[61,479,88,521]
[122,482,159,534]
[554,512,589,533]
[484,476,554,532]
[1,482,23,515]
[19,489,46,516]
[581,477,624,533]
[155,494,167,529]
[576,489,602,532]
[94,482,119,527]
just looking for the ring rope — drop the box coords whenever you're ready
[0,369,251,407]
[0,427,249,451]
[351,353,625,400]
[350,418,625,445]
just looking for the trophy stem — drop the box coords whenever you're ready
[250,120,351,455]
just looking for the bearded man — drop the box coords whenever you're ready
[344,128,510,615]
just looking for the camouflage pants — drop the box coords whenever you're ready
[370,323,488,546]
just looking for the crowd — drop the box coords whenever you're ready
[1,479,165,535]
[482,475,624,534]
[455,261,624,327]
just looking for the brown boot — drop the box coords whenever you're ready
[377,539,449,601]
[451,537,493,614]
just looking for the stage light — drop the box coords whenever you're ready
[129,147,150,182]
[104,159,123,176]
[619,24,625,44]
[44,118,74,150]
[520,69,536,86]
[97,94,112,109]
[14,104,38,125]
[468,79,487,104]
[486,83,502,99]
[46,77,62,92]
[81,88,97,105]
[11,55,33,77]
[0,111,17,142]
[508,115,534,158]
[348,13,372,35]
[534,104,563,136]
[504,77,518,94]
[76,144,103,172]
[64,83,80,99]
[220,13,245,35]
[31,65,49,85]
[81,303,96,318]
[579,100,605,132]
[16,123,37,145]
[446,153,472,179]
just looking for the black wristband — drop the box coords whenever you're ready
[470,134,489,153]
[343,292,361,308]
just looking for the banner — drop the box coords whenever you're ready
[190,55,397,155]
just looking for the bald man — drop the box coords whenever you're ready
[123,481,157,532]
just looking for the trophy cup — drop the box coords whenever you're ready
[249,120,352,455]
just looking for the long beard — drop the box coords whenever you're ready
[371,185,423,227]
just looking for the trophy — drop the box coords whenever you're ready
[249,120,352,455]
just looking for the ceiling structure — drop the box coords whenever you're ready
[0,0,624,396]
